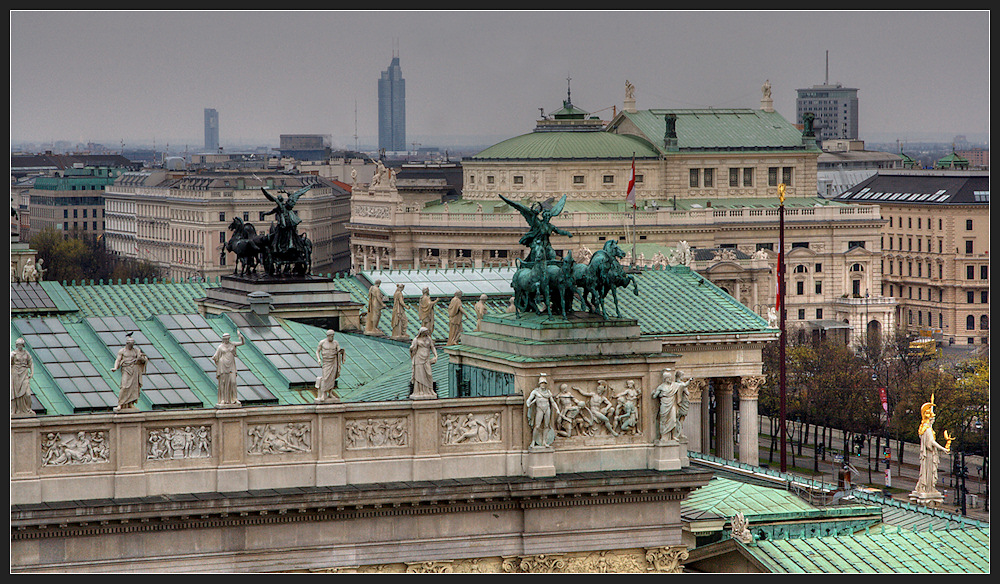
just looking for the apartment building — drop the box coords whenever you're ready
[103,171,352,281]
[834,169,989,347]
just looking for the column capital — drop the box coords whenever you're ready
[715,377,736,393]
[738,375,766,400]
[688,378,708,401]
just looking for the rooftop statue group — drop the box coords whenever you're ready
[223,184,314,278]
[501,194,638,319]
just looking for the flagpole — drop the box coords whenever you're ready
[628,153,636,266]
[778,183,787,473]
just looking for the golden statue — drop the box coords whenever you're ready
[910,394,952,506]
[778,183,786,205]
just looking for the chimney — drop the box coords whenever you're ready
[248,290,272,317]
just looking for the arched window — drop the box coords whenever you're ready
[850,263,865,272]
[967,315,976,330]
[794,264,808,273]
[981,315,989,331]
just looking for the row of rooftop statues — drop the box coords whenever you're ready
[365,281,488,347]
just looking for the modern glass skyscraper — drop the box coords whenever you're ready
[204,108,220,152]
[378,55,406,153]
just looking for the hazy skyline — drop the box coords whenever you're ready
[10,10,991,151]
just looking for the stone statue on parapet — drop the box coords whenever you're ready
[409,327,438,400]
[11,338,35,417]
[909,395,953,507]
[526,373,558,449]
[731,511,753,544]
[365,279,386,335]
[111,334,147,412]
[213,331,244,407]
[315,330,344,403]
[502,194,637,320]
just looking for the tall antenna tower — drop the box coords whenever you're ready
[353,99,359,152]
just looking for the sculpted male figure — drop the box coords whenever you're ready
[10,338,34,416]
[652,368,686,442]
[526,374,559,448]
[474,293,488,331]
[315,330,345,402]
[111,335,147,411]
[213,331,245,407]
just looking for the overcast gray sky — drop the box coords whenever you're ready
[10,10,991,151]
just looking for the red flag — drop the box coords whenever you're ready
[625,157,636,208]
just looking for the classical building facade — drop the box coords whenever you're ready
[347,82,895,344]
[103,171,352,281]
[25,165,130,241]
[833,169,990,347]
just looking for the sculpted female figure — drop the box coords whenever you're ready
[10,338,34,416]
[213,331,245,407]
[417,287,439,335]
[911,395,953,504]
[409,327,438,400]
[315,330,345,402]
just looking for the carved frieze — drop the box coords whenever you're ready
[345,417,409,449]
[440,412,501,445]
[247,422,311,455]
[41,430,110,466]
[553,380,641,439]
[147,426,212,460]
[354,204,391,219]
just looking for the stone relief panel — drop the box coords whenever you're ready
[147,426,212,460]
[41,430,110,466]
[354,205,390,219]
[247,422,311,455]
[345,417,409,449]
[553,380,641,439]
[440,412,501,445]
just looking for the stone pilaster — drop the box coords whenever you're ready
[685,378,707,455]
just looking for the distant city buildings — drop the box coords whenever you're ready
[204,108,220,152]
[377,53,406,153]
[277,134,331,162]
[816,139,904,198]
[347,82,898,345]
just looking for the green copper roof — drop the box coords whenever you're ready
[61,279,217,319]
[472,131,659,160]
[618,108,816,153]
[747,527,990,573]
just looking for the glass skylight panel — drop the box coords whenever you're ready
[13,317,118,412]
[84,316,201,408]
[225,312,319,387]
[155,313,276,404]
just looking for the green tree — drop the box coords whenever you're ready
[29,228,163,283]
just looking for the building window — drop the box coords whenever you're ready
[848,240,865,250]
[815,281,822,294]
[966,240,974,254]
[73,209,78,218]
[982,316,989,330]
[798,309,806,320]
[219,212,226,222]
[703,168,713,187]
[573,175,584,184]
[729,168,739,187]
[487,175,495,184]
[792,242,809,249]
[982,291,989,303]
[966,219,973,230]
[220,231,226,243]
[768,167,778,187]
[981,265,988,279]
[815,263,822,273]
[782,167,793,186]
[635,174,644,184]
[967,315,975,330]
[689,169,700,188]
[816,308,823,319]
[967,266,975,279]
[794,264,808,273]
[259,211,267,221]
[968,291,975,304]
[796,281,804,295]
[513,175,524,185]
[600,174,613,185]
[743,168,754,187]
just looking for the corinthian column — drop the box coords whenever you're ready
[686,378,707,454]
[738,375,765,466]
[715,378,735,460]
